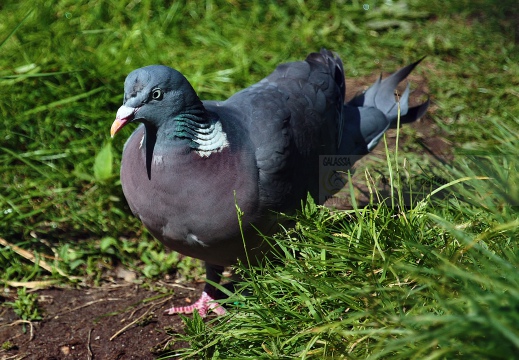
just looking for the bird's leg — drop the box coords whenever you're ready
[164,263,227,317]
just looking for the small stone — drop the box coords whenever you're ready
[60,346,70,355]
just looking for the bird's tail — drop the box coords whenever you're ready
[339,58,430,156]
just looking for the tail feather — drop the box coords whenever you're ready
[348,57,425,118]
[394,96,430,127]
[339,57,429,157]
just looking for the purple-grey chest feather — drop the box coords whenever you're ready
[120,125,270,266]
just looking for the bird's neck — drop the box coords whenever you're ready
[169,104,229,157]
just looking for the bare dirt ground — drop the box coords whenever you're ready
[0,281,207,360]
[0,72,446,360]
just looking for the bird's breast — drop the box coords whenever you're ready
[120,126,262,265]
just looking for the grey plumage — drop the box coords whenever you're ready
[111,49,429,316]
[341,57,429,156]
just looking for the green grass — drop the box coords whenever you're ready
[172,144,519,358]
[4,287,42,322]
[1,0,518,358]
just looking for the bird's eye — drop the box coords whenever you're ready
[151,88,163,100]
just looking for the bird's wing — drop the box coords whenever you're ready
[216,50,345,210]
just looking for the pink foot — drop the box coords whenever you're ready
[164,291,226,317]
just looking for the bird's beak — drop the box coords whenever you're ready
[111,105,139,138]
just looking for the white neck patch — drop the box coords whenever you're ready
[193,120,230,157]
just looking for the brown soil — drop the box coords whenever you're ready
[1,69,446,359]
[0,282,206,359]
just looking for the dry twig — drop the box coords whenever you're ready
[110,297,171,341]
[87,328,93,360]
[53,298,123,318]
[0,320,35,341]
[0,237,80,281]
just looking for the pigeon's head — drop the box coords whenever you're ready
[111,65,201,137]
